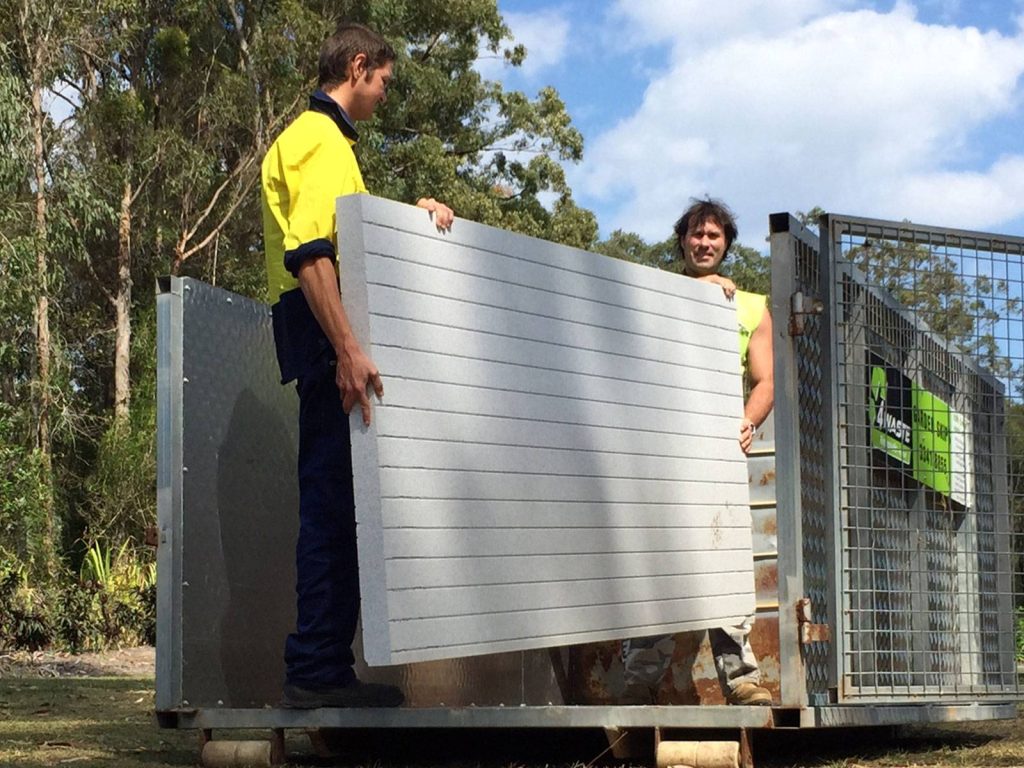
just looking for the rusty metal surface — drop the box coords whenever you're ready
[564,417,781,707]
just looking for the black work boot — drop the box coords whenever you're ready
[282,679,404,708]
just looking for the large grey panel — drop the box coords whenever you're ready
[156,277,299,709]
[338,195,756,666]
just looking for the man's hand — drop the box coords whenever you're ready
[337,338,384,427]
[416,197,455,231]
[706,274,737,299]
[739,417,755,454]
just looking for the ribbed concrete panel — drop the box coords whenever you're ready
[338,195,754,666]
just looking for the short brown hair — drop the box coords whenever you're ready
[318,23,396,89]
[673,197,738,255]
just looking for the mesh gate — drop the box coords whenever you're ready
[819,215,1022,702]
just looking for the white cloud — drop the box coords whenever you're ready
[577,2,1024,242]
[608,0,854,52]
[896,155,1024,230]
[476,9,572,81]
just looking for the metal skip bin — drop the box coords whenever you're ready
[155,199,1020,764]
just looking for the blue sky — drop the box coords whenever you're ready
[482,0,1024,249]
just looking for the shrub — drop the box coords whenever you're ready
[0,541,157,652]
[1017,605,1024,663]
[0,556,52,650]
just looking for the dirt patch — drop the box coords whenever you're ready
[0,645,154,679]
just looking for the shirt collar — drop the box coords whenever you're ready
[309,90,359,142]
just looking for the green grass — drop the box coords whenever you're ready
[0,677,197,767]
[1,676,1023,767]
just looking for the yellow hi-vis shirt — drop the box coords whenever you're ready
[260,92,366,382]
[261,110,366,305]
[736,289,767,377]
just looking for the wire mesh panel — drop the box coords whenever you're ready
[822,215,1022,701]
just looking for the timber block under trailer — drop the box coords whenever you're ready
[157,701,1017,768]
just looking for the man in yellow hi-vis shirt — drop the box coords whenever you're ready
[621,198,774,706]
[261,22,453,709]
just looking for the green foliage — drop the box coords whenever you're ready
[798,206,1023,391]
[0,0,601,650]
[840,235,1023,391]
[74,539,156,650]
[353,1,598,249]
[594,230,676,269]
[0,542,156,652]
[82,308,157,542]
[0,557,50,649]
[722,244,771,297]
[1017,605,1024,663]
[0,407,54,581]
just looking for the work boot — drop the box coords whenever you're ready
[724,682,772,706]
[282,679,405,708]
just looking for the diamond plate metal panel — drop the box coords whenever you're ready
[157,277,300,709]
[794,231,834,700]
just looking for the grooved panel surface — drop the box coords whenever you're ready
[339,196,755,666]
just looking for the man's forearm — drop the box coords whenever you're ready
[744,381,774,429]
[297,256,357,356]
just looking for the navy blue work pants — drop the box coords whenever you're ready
[284,360,359,687]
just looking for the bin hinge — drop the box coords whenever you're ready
[797,597,831,644]
[789,291,824,337]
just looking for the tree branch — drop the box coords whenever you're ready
[177,167,259,263]
[418,33,444,62]
[178,150,257,246]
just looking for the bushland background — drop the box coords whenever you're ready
[1,0,1021,670]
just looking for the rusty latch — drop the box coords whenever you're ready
[789,291,824,336]
[797,597,831,644]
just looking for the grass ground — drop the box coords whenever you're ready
[1,671,1023,767]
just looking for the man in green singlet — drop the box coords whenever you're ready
[621,198,774,706]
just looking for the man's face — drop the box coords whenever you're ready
[348,58,393,121]
[682,216,727,277]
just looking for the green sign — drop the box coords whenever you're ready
[868,359,912,465]
[911,386,952,495]
[867,355,954,496]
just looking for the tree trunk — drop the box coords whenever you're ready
[30,60,57,571]
[113,178,132,423]
[31,74,50,458]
